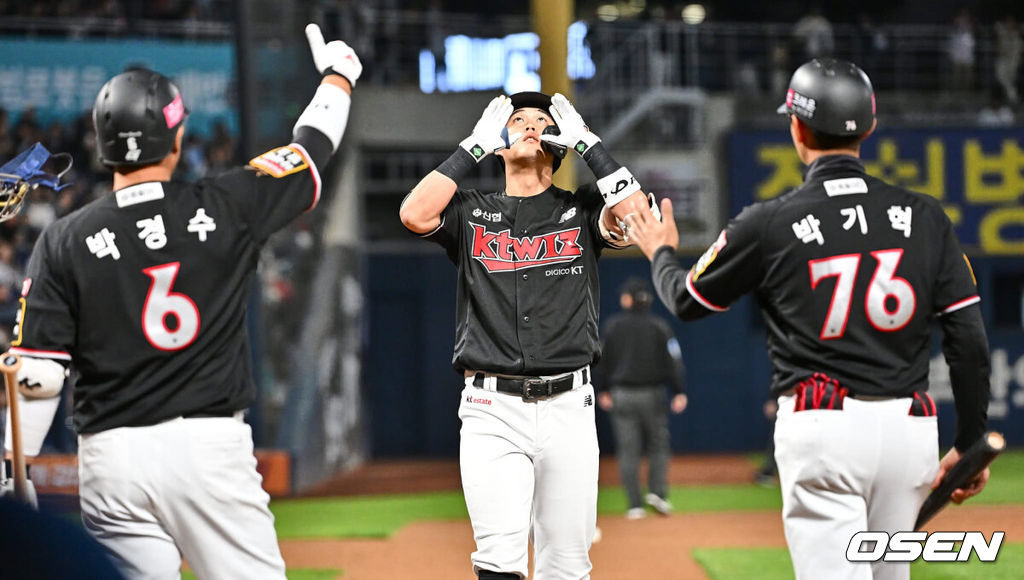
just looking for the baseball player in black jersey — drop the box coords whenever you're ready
[3,24,359,578]
[626,58,991,580]
[400,92,657,579]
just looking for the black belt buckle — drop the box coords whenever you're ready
[521,378,552,401]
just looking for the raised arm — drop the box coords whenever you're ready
[539,93,657,243]
[291,23,362,169]
[400,96,513,234]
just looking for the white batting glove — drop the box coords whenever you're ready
[305,23,363,86]
[539,93,601,158]
[459,95,513,163]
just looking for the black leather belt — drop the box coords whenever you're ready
[472,368,588,401]
[183,410,236,419]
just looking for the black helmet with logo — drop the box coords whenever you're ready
[776,58,875,137]
[93,68,188,167]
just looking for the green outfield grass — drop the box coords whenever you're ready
[694,543,1024,580]
[270,450,1024,539]
[270,484,783,539]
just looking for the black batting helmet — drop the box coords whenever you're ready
[506,91,564,172]
[93,68,188,167]
[776,58,875,137]
[620,277,654,310]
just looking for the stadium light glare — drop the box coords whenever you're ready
[596,4,619,22]
[681,4,706,25]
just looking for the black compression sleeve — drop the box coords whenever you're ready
[435,148,477,183]
[580,142,621,179]
[292,126,334,169]
[939,304,991,451]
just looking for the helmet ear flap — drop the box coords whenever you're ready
[541,125,564,173]
[541,125,566,160]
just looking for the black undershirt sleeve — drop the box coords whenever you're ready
[292,126,334,169]
[651,246,715,321]
[938,304,990,452]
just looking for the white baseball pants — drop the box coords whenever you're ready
[775,394,939,580]
[459,373,599,580]
[78,415,286,580]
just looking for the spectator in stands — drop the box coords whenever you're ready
[994,14,1022,105]
[792,6,834,60]
[948,9,976,93]
[856,14,889,86]
[769,42,792,96]
[978,88,1016,127]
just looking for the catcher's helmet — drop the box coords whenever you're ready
[776,58,875,137]
[93,68,188,167]
[506,91,564,172]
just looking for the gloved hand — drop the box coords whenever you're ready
[459,95,514,163]
[305,23,363,87]
[539,93,601,158]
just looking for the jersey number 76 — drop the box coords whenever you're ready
[808,249,916,340]
[142,262,201,351]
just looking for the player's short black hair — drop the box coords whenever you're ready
[620,276,653,309]
[800,120,866,152]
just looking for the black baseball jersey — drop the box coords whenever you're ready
[423,183,613,375]
[652,155,981,398]
[11,143,322,434]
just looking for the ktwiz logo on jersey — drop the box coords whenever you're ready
[470,223,582,273]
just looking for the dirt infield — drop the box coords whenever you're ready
[280,505,1024,579]
[285,456,1024,578]
[302,454,761,496]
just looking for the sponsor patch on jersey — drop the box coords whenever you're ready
[691,229,727,282]
[248,146,309,178]
[823,177,868,196]
[20,278,31,297]
[116,182,165,208]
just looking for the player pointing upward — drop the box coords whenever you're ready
[400,92,657,579]
[627,58,990,580]
[4,24,359,578]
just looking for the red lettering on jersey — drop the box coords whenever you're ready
[554,229,582,257]
[511,234,545,261]
[469,223,583,273]
[472,226,499,259]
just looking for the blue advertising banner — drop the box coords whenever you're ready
[729,129,1024,255]
[0,37,236,136]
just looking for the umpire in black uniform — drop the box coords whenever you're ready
[596,277,686,519]
[626,58,990,580]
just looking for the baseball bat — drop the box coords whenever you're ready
[915,431,1005,530]
[0,352,29,503]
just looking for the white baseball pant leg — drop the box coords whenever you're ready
[79,415,286,580]
[459,374,598,580]
[774,395,937,580]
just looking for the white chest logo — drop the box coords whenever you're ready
[558,207,577,224]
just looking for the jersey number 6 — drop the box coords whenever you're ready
[142,262,201,351]
[808,249,916,340]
